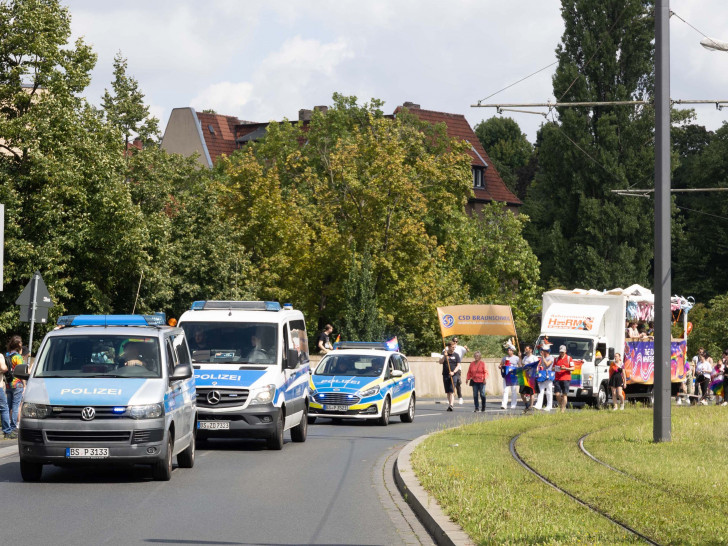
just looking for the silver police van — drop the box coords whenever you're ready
[14,314,197,482]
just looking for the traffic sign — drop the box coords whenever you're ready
[16,270,53,310]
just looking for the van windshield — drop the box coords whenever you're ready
[180,322,278,365]
[35,335,162,378]
[537,336,594,361]
[314,354,386,377]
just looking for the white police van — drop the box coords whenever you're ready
[14,314,197,482]
[177,301,310,449]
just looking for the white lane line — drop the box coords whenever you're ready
[416,413,442,417]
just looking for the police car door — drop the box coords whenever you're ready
[171,333,195,435]
[281,321,307,430]
[165,339,188,446]
[390,354,408,413]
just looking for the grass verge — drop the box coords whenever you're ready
[410,405,727,545]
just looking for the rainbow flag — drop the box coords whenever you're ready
[516,363,538,391]
[710,377,724,398]
[386,336,399,352]
[570,360,584,387]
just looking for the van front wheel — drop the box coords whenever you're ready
[20,460,43,482]
[177,436,195,468]
[291,408,308,442]
[267,411,284,450]
[152,435,173,481]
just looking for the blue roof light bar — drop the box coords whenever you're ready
[189,301,282,312]
[56,314,166,327]
[333,341,393,351]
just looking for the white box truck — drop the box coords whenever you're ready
[535,285,689,407]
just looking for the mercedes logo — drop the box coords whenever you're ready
[81,407,96,421]
[206,390,221,405]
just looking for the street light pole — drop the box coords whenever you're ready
[654,0,671,442]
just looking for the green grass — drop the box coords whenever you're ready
[411,406,728,545]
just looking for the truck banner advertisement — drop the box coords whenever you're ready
[623,339,688,385]
[436,304,516,338]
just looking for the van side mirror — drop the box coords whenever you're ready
[608,348,615,360]
[286,349,300,369]
[13,364,29,381]
[170,363,193,381]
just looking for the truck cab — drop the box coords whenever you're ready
[177,301,309,449]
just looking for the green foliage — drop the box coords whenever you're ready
[474,116,536,199]
[341,249,384,341]
[685,296,728,358]
[102,51,160,148]
[523,0,655,290]
[219,94,541,354]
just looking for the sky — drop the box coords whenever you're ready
[63,0,728,144]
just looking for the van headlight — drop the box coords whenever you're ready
[359,385,380,398]
[127,403,165,419]
[21,403,52,419]
[250,384,276,405]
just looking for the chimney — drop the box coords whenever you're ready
[313,105,329,114]
[403,102,420,109]
[299,109,313,121]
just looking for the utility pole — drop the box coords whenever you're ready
[653,0,671,442]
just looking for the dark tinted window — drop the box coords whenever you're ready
[180,321,278,365]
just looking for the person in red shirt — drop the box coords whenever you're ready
[553,345,574,413]
[466,351,488,412]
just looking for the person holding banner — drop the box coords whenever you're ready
[466,351,487,412]
[519,344,539,411]
[439,341,461,411]
[533,343,554,411]
[451,337,468,404]
[500,343,520,410]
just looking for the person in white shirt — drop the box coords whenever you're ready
[500,344,520,409]
[695,351,713,405]
[533,344,554,411]
[451,337,468,405]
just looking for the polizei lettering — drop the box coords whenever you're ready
[194,373,242,381]
[59,388,122,395]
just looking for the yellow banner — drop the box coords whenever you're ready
[437,305,516,338]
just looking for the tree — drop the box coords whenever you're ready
[523,0,655,290]
[342,249,384,341]
[218,94,541,354]
[102,51,160,150]
[474,116,535,199]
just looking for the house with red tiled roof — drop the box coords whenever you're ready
[160,103,521,212]
[393,102,521,212]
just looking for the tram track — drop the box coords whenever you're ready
[509,433,660,545]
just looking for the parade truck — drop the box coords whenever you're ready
[535,285,690,407]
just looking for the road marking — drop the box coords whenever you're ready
[416,413,441,417]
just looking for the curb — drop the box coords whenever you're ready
[394,434,474,546]
[0,444,17,459]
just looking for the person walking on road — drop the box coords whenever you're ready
[451,337,468,405]
[608,352,626,410]
[553,345,575,413]
[440,341,461,411]
[534,343,554,411]
[519,344,539,412]
[695,351,712,405]
[5,335,25,436]
[0,348,11,439]
[500,343,520,410]
[466,351,487,412]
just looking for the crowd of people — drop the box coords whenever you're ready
[438,337,728,412]
[1,335,26,440]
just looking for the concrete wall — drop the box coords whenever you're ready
[309,355,504,398]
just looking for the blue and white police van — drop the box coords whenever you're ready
[308,342,416,426]
[14,314,197,482]
[177,301,310,449]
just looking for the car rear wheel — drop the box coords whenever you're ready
[152,435,173,481]
[400,394,415,423]
[20,460,43,482]
[378,397,391,426]
[267,411,284,450]
[291,407,308,442]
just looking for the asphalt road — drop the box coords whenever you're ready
[0,398,518,546]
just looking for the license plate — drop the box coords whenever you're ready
[66,447,109,458]
[198,421,230,430]
[324,405,349,412]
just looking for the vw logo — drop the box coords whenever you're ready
[441,314,455,328]
[206,390,221,405]
[81,407,96,421]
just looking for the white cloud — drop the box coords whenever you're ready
[190,82,255,114]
